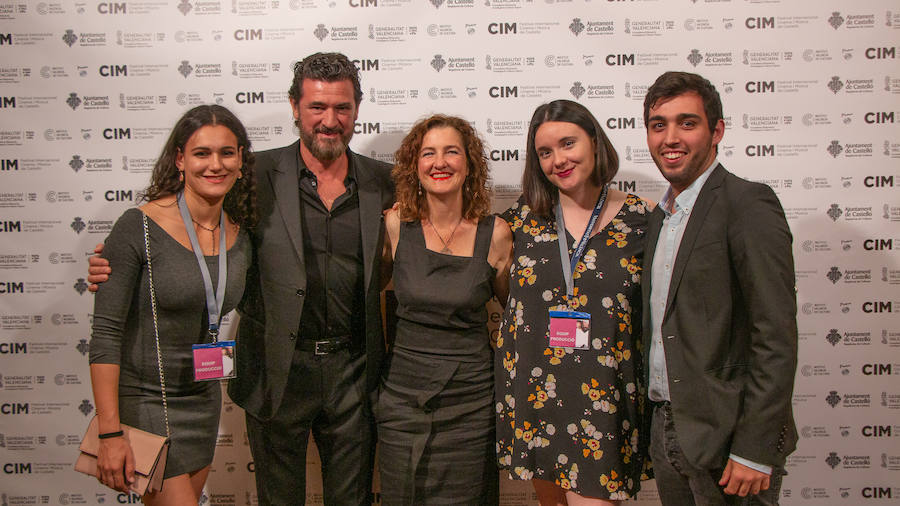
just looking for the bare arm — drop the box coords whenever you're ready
[488,215,513,308]
[380,209,401,291]
[89,363,135,492]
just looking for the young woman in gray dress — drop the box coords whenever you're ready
[377,114,513,504]
[89,105,255,504]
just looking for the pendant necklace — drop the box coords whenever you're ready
[429,217,462,254]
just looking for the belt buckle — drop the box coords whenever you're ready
[314,341,329,355]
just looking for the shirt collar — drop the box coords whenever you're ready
[659,158,718,216]
[298,148,358,185]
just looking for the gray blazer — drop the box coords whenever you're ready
[641,164,798,469]
[228,141,394,421]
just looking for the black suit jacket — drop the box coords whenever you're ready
[228,141,394,421]
[641,165,798,469]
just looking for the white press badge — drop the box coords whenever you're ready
[548,185,608,350]
[176,192,238,382]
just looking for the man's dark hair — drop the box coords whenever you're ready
[287,52,362,105]
[643,71,723,132]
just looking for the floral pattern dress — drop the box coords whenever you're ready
[495,193,649,499]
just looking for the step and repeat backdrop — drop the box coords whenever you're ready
[2,0,899,504]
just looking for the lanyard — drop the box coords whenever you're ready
[555,184,609,301]
[177,191,227,340]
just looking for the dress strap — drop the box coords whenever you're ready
[472,215,494,260]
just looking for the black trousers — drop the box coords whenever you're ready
[649,402,785,506]
[245,347,374,506]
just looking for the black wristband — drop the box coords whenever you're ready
[98,430,124,439]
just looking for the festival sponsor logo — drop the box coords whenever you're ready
[687,49,734,67]
[114,30,163,48]
[799,364,832,377]
[622,81,652,102]
[741,113,792,132]
[826,266,873,285]
[568,17,613,36]
[176,0,223,15]
[244,125,286,144]
[367,24,417,42]
[622,18,675,37]
[799,301,831,316]
[485,21,557,35]
[742,49,793,68]
[0,192,36,209]
[828,11,876,30]
[826,452,873,470]
[743,14,819,30]
[861,299,900,314]
[118,93,166,111]
[683,17,731,32]
[799,239,833,254]
[826,139,874,158]
[369,87,419,105]
[428,0,474,9]
[177,60,222,79]
[826,75,875,94]
[885,204,900,222]
[0,31,56,46]
[368,150,394,164]
[0,158,57,173]
[799,176,832,190]
[63,29,107,47]
[429,54,476,72]
[425,23,474,36]
[0,95,60,110]
[744,78,819,94]
[568,81,614,100]
[96,1,169,15]
[485,55,534,73]
[800,112,834,127]
[796,487,831,500]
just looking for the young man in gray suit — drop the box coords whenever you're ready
[90,52,394,505]
[640,71,797,505]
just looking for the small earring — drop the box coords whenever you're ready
[417,182,423,196]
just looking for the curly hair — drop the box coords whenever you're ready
[522,100,619,218]
[288,52,363,106]
[643,71,723,133]
[141,104,257,228]
[393,115,492,222]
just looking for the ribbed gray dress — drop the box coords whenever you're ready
[90,208,250,478]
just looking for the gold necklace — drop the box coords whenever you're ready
[428,217,462,254]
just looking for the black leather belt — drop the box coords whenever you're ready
[297,337,352,355]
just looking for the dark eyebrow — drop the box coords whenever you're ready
[677,113,702,122]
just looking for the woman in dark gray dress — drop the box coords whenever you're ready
[89,105,255,504]
[377,115,513,504]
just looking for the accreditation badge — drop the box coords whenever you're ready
[192,341,237,381]
[547,310,590,350]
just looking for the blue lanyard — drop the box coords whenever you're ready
[555,184,609,300]
[177,191,227,340]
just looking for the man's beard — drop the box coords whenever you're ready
[299,123,353,162]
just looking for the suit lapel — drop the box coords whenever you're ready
[642,205,664,309]
[664,165,725,319]
[269,141,304,259]
[353,152,383,294]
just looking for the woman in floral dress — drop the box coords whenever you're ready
[496,99,651,504]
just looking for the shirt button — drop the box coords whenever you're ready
[666,335,675,340]
[289,332,297,340]
[672,378,681,383]
[296,289,305,296]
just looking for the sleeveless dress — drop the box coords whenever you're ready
[375,216,499,505]
[90,208,251,478]
[495,194,649,499]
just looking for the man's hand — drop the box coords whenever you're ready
[719,458,770,497]
[87,243,110,292]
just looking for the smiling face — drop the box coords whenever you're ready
[175,124,243,204]
[534,121,597,196]
[417,126,468,199]
[646,91,724,196]
[291,78,359,162]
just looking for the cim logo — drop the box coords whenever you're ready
[0,220,22,232]
[865,47,896,59]
[862,363,893,375]
[489,86,517,98]
[605,54,634,66]
[351,59,380,71]
[863,176,895,187]
[234,29,263,40]
[862,487,892,499]
[103,128,131,140]
[862,425,892,437]
[97,2,127,13]
[605,117,640,129]
[745,145,775,157]
[116,493,143,503]
[612,180,636,192]
[490,149,519,161]
[864,112,895,124]
[745,81,775,93]
[488,23,517,34]
[745,16,775,29]
[0,33,13,44]
[3,463,31,474]
[349,0,377,6]
[354,122,380,134]
[1,159,19,170]
[105,190,134,202]
[0,342,27,354]
[0,281,24,294]
[99,64,128,77]
[862,301,893,313]
[1,402,29,414]
[235,92,264,104]
[863,239,894,250]
[1,96,16,108]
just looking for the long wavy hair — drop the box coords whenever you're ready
[522,100,619,218]
[142,105,257,227]
[393,115,491,222]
